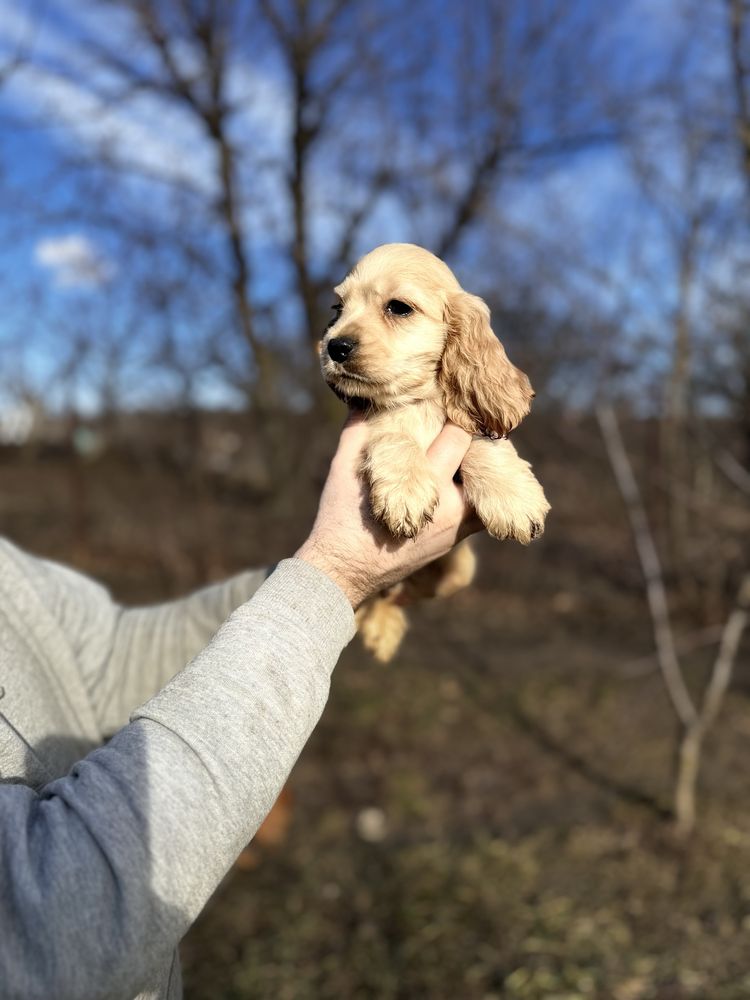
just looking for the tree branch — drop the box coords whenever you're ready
[596,403,698,726]
[701,574,750,730]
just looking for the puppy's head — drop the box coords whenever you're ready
[321,243,533,435]
[320,243,456,408]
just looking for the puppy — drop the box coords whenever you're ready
[320,243,549,661]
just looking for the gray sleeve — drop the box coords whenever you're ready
[0,559,355,1000]
[29,551,270,734]
[96,567,272,734]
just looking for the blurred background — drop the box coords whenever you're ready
[1,0,749,997]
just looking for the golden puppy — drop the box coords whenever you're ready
[321,243,550,661]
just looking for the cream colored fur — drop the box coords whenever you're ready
[321,243,550,661]
[355,542,477,663]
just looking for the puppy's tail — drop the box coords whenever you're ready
[356,592,408,663]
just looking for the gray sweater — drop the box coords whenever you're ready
[0,538,355,1000]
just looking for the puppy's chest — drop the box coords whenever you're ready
[370,403,444,450]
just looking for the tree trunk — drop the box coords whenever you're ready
[674,721,704,838]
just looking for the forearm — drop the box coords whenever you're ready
[0,559,354,1000]
[99,567,271,733]
[3,538,274,735]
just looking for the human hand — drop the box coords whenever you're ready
[295,414,481,609]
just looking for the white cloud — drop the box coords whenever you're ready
[0,401,35,444]
[35,234,114,288]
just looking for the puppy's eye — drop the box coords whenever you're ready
[327,303,343,328]
[385,299,413,317]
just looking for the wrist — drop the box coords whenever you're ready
[294,539,371,609]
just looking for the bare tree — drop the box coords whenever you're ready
[728,0,750,203]
[598,404,750,837]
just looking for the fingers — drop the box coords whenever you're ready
[332,410,369,467]
[342,408,366,430]
[458,510,484,540]
[427,421,473,480]
[443,478,483,539]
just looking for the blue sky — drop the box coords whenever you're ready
[0,0,745,415]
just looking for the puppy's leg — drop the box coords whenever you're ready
[356,544,476,663]
[356,593,408,662]
[461,438,550,544]
[363,431,439,539]
[399,539,477,602]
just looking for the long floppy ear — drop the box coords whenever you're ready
[438,291,534,438]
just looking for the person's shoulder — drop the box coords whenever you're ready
[0,537,91,600]
[0,536,41,579]
[0,537,116,642]
[0,538,68,613]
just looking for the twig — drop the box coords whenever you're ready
[715,447,750,497]
[596,404,697,726]
[701,574,750,730]
[615,625,726,678]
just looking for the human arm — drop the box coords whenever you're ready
[0,559,353,1000]
[18,547,270,735]
[98,568,272,733]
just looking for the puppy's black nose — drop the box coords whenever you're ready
[327,337,357,362]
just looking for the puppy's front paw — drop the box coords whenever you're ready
[371,475,439,539]
[476,476,550,545]
[508,497,550,545]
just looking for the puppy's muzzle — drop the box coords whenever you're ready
[327,336,357,363]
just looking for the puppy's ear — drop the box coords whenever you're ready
[439,291,534,438]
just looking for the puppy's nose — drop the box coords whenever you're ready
[327,337,357,363]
